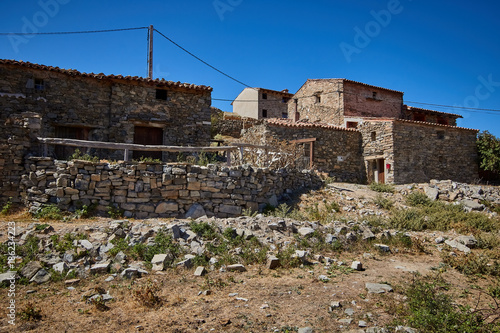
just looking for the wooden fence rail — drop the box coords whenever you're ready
[37,137,270,166]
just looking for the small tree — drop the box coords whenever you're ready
[477,130,500,173]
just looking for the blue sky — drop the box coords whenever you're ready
[1,0,499,136]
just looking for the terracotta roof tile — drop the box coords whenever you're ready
[404,105,462,118]
[266,118,357,131]
[0,59,212,92]
[364,118,478,132]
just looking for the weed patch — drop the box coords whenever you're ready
[369,182,394,193]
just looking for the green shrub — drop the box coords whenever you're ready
[242,207,258,217]
[397,277,494,332]
[33,204,64,220]
[189,221,218,241]
[405,191,433,207]
[373,194,394,210]
[69,148,99,163]
[107,205,124,219]
[0,197,13,216]
[390,202,498,233]
[369,182,394,193]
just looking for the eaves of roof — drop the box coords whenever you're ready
[0,59,213,92]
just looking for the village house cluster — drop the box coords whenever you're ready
[0,59,479,216]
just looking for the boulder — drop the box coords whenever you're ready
[366,282,393,293]
[185,203,207,219]
[21,261,43,280]
[30,269,51,284]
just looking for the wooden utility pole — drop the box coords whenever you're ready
[148,25,153,79]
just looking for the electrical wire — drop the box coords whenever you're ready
[153,28,251,88]
[0,27,148,35]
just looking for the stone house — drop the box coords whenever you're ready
[0,59,212,161]
[232,87,293,120]
[278,78,478,184]
[244,118,365,183]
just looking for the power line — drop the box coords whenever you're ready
[0,27,148,35]
[405,101,500,112]
[153,28,251,88]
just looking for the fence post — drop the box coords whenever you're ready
[124,149,129,161]
[226,149,232,166]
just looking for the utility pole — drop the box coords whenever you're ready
[148,25,153,79]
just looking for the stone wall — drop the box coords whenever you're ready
[213,116,263,138]
[288,79,344,126]
[0,112,41,205]
[0,61,212,161]
[358,121,395,183]
[21,158,323,219]
[246,121,366,183]
[392,120,478,184]
[342,80,403,119]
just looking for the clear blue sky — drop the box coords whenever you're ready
[1,0,499,136]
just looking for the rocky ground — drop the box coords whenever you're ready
[0,181,499,332]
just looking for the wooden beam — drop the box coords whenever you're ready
[37,137,238,153]
[290,138,317,144]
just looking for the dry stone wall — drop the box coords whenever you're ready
[392,121,478,184]
[0,112,41,205]
[21,158,322,219]
[245,122,366,183]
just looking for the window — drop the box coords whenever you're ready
[34,78,45,91]
[282,112,288,119]
[315,95,321,104]
[372,92,377,99]
[155,89,167,100]
[282,97,290,103]
[371,131,376,141]
[437,130,445,140]
[262,109,268,118]
[346,121,358,129]
[262,93,267,99]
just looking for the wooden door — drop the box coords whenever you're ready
[133,126,163,160]
[377,159,385,184]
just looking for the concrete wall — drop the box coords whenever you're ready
[233,88,290,120]
[392,121,478,184]
[232,88,258,119]
[21,158,323,219]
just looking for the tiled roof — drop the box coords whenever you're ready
[364,117,478,132]
[394,118,478,131]
[304,78,404,95]
[256,87,294,97]
[342,79,404,95]
[266,118,357,131]
[0,59,212,92]
[404,105,462,118]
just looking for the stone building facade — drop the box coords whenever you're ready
[288,79,405,128]
[232,87,293,120]
[281,77,477,184]
[358,119,478,184]
[243,119,366,183]
[0,59,212,161]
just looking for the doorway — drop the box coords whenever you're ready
[377,159,385,184]
[133,126,163,160]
